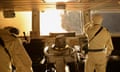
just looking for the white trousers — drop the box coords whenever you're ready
[85,51,108,72]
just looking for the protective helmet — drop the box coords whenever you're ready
[4,26,19,35]
[92,14,103,25]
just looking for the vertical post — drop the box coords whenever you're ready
[80,10,91,33]
[83,10,91,25]
[30,8,40,39]
[80,0,91,25]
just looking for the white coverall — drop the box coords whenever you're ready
[0,29,33,72]
[84,14,114,72]
[0,45,12,72]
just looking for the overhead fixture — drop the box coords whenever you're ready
[56,2,66,9]
[44,0,69,2]
[3,9,15,18]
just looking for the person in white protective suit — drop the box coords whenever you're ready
[0,35,12,72]
[0,26,33,72]
[84,14,114,72]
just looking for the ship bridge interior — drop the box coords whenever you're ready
[1,0,120,72]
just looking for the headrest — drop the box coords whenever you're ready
[55,35,65,39]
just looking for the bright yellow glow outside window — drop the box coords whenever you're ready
[40,9,67,35]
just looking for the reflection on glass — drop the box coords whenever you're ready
[61,11,83,35]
